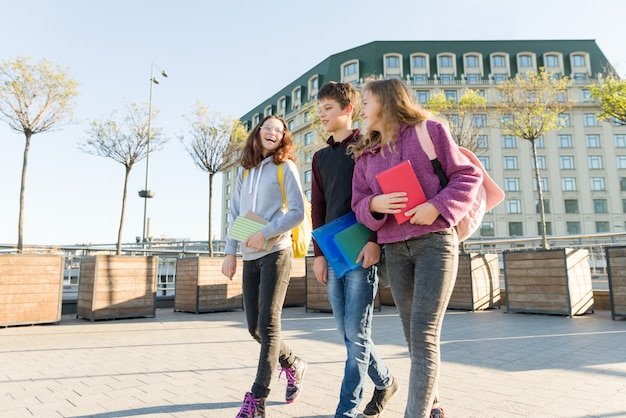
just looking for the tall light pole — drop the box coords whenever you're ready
[139,61,168,243]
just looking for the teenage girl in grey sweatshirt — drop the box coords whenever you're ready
[222,115,308,418]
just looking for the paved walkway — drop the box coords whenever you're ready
[1,306,626,418]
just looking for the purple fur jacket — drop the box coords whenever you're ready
[351,120,482,244]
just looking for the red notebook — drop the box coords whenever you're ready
[375,160,427,224]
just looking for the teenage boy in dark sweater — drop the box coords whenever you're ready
[311,81,398,418]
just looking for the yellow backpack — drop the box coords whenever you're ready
[242,164,312,257]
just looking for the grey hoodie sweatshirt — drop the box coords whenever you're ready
[224,156,305,261]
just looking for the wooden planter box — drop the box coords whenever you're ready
[379,286,395,306]
[606,246,626,320]
[503,248,594,316]
[174,256,243,313]
[0,254,64,327]
[305,256,381,313]
[449,253,500,311]
[284,258,306,307]
[77,255,157,321]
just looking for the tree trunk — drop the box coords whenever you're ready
[17,133,32,253]
[116,165,131,255]
[208,172,214,257]
[531,139,549,249]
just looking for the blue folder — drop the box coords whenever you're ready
[312,212,371,277]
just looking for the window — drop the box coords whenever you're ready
[518,55,533,67]
[304,152,312,163]
[558,134,573,148]
[623,199,626,213]
[503,156,518,170]
[586,134,601,148]
[566,222,581,235]
[448,114,460,126]
[596,221,610,233]
[591,177,605,191]
[465,55,480,67]
[537,222,552,235]
[475,135,488,148]
[507,199,522,214]
[226,184,231,195]
[225,199,230,209]
[304,132,313,145]
[226,170,232,181]
[386,56,400,68]
[492,55,506,67]
[304,189,311,202]
[343,63,358,77]
[478,156,490,170]
[466,74,480,83]
[444,90,458,102]
[505,177,520,192]
[480,222,494,236]
[473,114,487,127]
[584,113,598,127]
[493,73,507,84]
[621,178,626,191]
[535,136,545,148]
[536,199,550,214]
[533,177,548,191]
[564,199,579,213]
[560,156,575,170]
[582,89,592,102]
[615,135,626,148]
[412,56,427,68]
[593,199,608,213]
[288,120,294,131]
[545,55,559,67]
[440,74,454,84]
[562,177,577,191]
[304,170,312,184]
[415,90,430,103]
[509,222,523,236]
[558,114,571,127]
[618,156,626,169]
[278,98,286,114]
[572,54,586,66]
[533,156,546,170]
[588,156,603,170]
[413,74,427,84]
[439,56,453,67]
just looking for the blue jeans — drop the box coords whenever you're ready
[242,249,297,399]
[327,265,393,417]
[385,229,457,418]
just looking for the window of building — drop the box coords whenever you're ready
[572,54,586,67]
[253,114,260,126]
[558,114,571,127]
[304,189,311,202]
[505,177,520,192]
[492,55,507,67]
[621,177,626,191]
[518,54,533,67]
[535,136,545,148]
[448,114,460,127]
[475,135,488,148]
[623,199,626,213]
[226,184,231,195]
[438,55,453,68]
[478,156,490,170]
[412,55,427,68]
[278,97,286,114]
[304,170,312,184]
[562,177,577,191]
[226,170,232,181]
[304,152,312,163]
[584,113,598,127]
[473,114,487,127]
[503,156,518,170]
[507,199,522,214]
[591,177,605,191]
[288,120,294,131]
[466,74,481,84]
[615,135,626,148]
[588,156,603,170]
[465,55,480,68]
[582,89,592,102]
[566,222,581,235]
[304,132,312,145]
[593,199,608,213]
[264,105,273,116]
[545,54,559,67]
[560,156,575,170]
[586,134,601,148]
[493,74,507,84]
[618,156,626,169]
[537,221,552,235]
[533,156,547,170]
[536,199,550,213]
[444,90,458,102]
[440,74,454,84]
[533,177,548,191]
[386,56,400,68]
[415,90,430,103]
[225,199,230,209]
[564,199,579,213]
[558,134,573,148]
[480,222,494,236]
[596,221,610,233]
[413,74,428,84]
[509,222,523,236]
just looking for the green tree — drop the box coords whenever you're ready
[0,56,80,252]
[424,89,487,153]
[180,100,246,256]
[79,102,167,255]
[496,68,573,248]
[590,72,626,126]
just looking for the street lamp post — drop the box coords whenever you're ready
[139,61,168,243]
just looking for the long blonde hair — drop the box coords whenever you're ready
[349,78,431,158]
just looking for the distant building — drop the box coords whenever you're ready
[222,40,626,240]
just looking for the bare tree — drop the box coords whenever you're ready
[180,100,246,256]
[496,68,573,248]
[79,102,167,255]
[424,89,488,153]
[0,56,79,252]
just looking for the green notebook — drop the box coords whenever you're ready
[228,211,278,250]
[332,221,371,269]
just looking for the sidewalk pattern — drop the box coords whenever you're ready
[1,306,626,417]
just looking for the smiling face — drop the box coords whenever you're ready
[258,118,285,157]
[360,89,382,132]
[318,97,352,134]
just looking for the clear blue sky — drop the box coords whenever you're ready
[2,0,626,246]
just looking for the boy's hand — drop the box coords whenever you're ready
[356,241,381,269]
[314,256,328,285]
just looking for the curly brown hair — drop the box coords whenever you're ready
[349,78,431,158]
[239,115,296,169]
